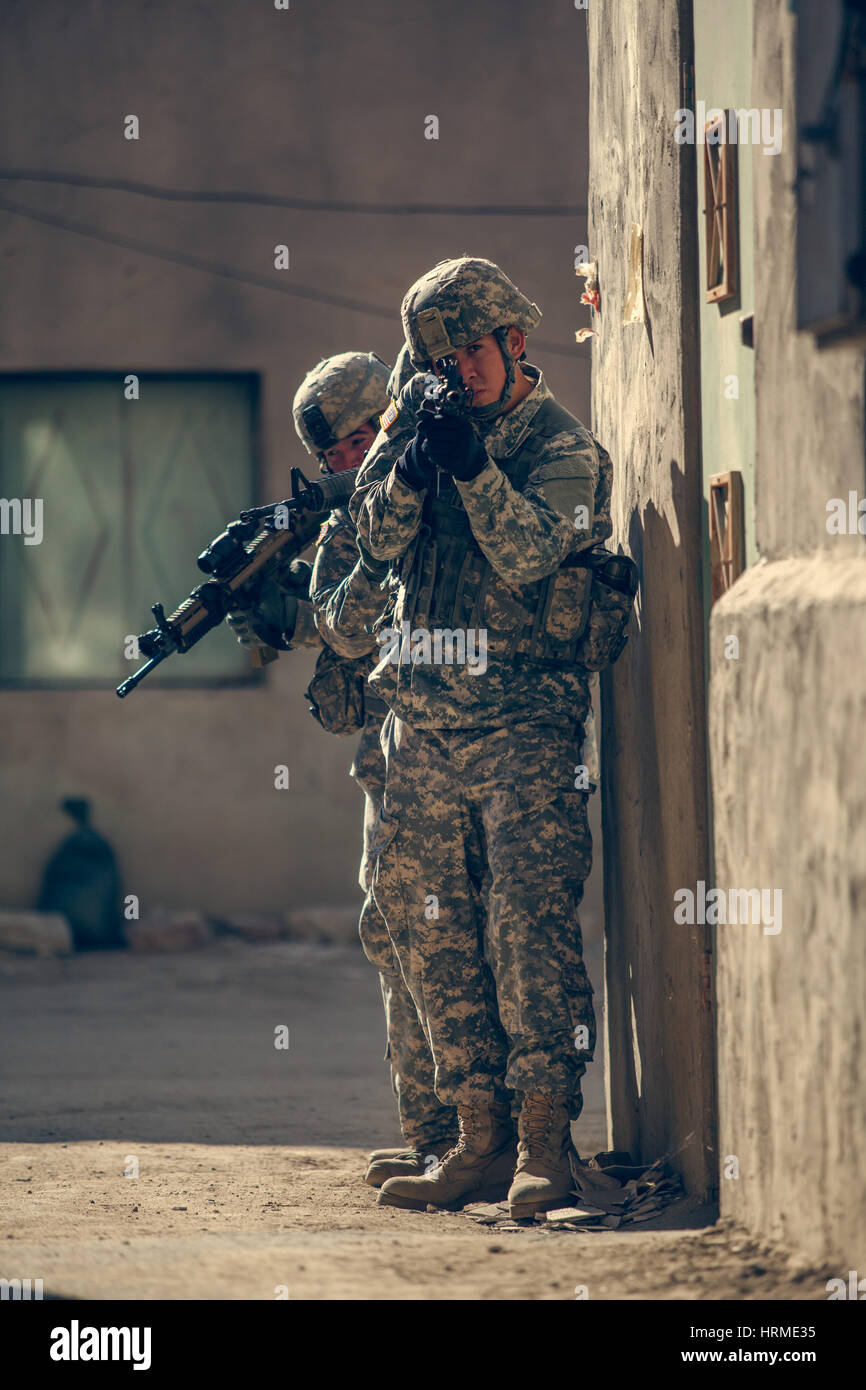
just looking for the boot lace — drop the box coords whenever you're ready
[521,1094,560,1160]
[435,1103,505,1173]
[435,1105,476,1171]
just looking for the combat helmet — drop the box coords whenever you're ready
[293,352,391,472]
[401,257,542,418]
[387,342,418,400]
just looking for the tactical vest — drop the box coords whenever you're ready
[394,397,597,669]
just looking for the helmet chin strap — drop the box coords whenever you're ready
[469,326,517,422]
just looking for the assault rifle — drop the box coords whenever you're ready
[422,354,474,419]
[116,465,359,698]
[422,354,474,497]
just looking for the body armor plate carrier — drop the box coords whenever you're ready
[394,398,638,672]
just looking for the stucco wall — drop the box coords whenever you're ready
[710,558,866,1265]
[750,3,865,561]
[587,0,715,1196]
[0,0,595,917]
[709,0,866,1265]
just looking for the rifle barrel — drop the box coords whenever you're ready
[239,464,360,524]
[116,651,168,698]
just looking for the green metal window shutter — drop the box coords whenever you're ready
[0,375,258,686]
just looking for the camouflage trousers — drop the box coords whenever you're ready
[352,716,456,1147]
[370,712,596,1114]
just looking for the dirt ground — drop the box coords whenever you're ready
[0,937,832,1301]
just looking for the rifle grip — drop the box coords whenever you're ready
[250,645,280,668]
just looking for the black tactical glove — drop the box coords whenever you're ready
[415,411,488,481]
[276,557,314,597]
[393,434,437,493]
[226,609,276,652]
[227,585,300,650]
[356,536,390,583]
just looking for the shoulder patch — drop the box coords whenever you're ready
[315,520,332,547]
[379,399,400,432]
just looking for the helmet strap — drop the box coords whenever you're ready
[470,326,518,421]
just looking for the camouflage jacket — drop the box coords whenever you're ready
[346,364,613,730]
[310,505,391,715]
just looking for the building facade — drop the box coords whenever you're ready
[0,0,594,921]
[589,0,865,1265]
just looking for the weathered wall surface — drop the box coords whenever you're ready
[750,7,865,561]
[710,0,866,1265]
[0,0,594,917]
[587,1,715,1196]
[710,559,866,1265]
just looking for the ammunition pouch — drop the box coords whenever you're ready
[569,547,639,672]
[398,507,637,673]
[304,645,367,735]
[479,546,638,672]
[475,553,595,666]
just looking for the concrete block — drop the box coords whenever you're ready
[0,910,73,956]
[218,913,283,942]
[125,908,213,953]
[282,904,360,945]
[710,554,866,1268]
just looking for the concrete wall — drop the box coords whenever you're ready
[0,0,595,918]
[587,0,716,1196]
[709,0,866,1266]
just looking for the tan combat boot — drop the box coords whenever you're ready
[507,1093,576,1219]
[364,1137,457,1188]
[377,1101,516,1210]
[367,1146,410,1163]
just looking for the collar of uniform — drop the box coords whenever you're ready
[476,361,548,460]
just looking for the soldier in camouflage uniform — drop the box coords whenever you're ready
[323,258,614,1218]
[229,351,457,1185]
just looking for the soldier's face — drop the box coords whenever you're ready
[323,421,378,473]
[448,328,525,406]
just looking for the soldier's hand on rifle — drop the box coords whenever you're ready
[226,608,277,651]
[228,581,303,650]
[393,432,438,493]
[227,596,298,650]
[278,557,315,597]
[415,411,489,481]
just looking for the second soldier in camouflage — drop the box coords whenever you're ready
[230,349,457,1185]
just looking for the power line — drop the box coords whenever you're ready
[0,194,585,359]
[0,170,587,218]
[0,194,396,317]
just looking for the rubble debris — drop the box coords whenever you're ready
[216,913,283,942]
[0,910,73,957]
[454,1151,684,1234]
[281,905,360,944]
[461,1202,508,1224]
[545,1205,607,1225]
[125,908,213,952]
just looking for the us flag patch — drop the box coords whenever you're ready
[379,399,399,432]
